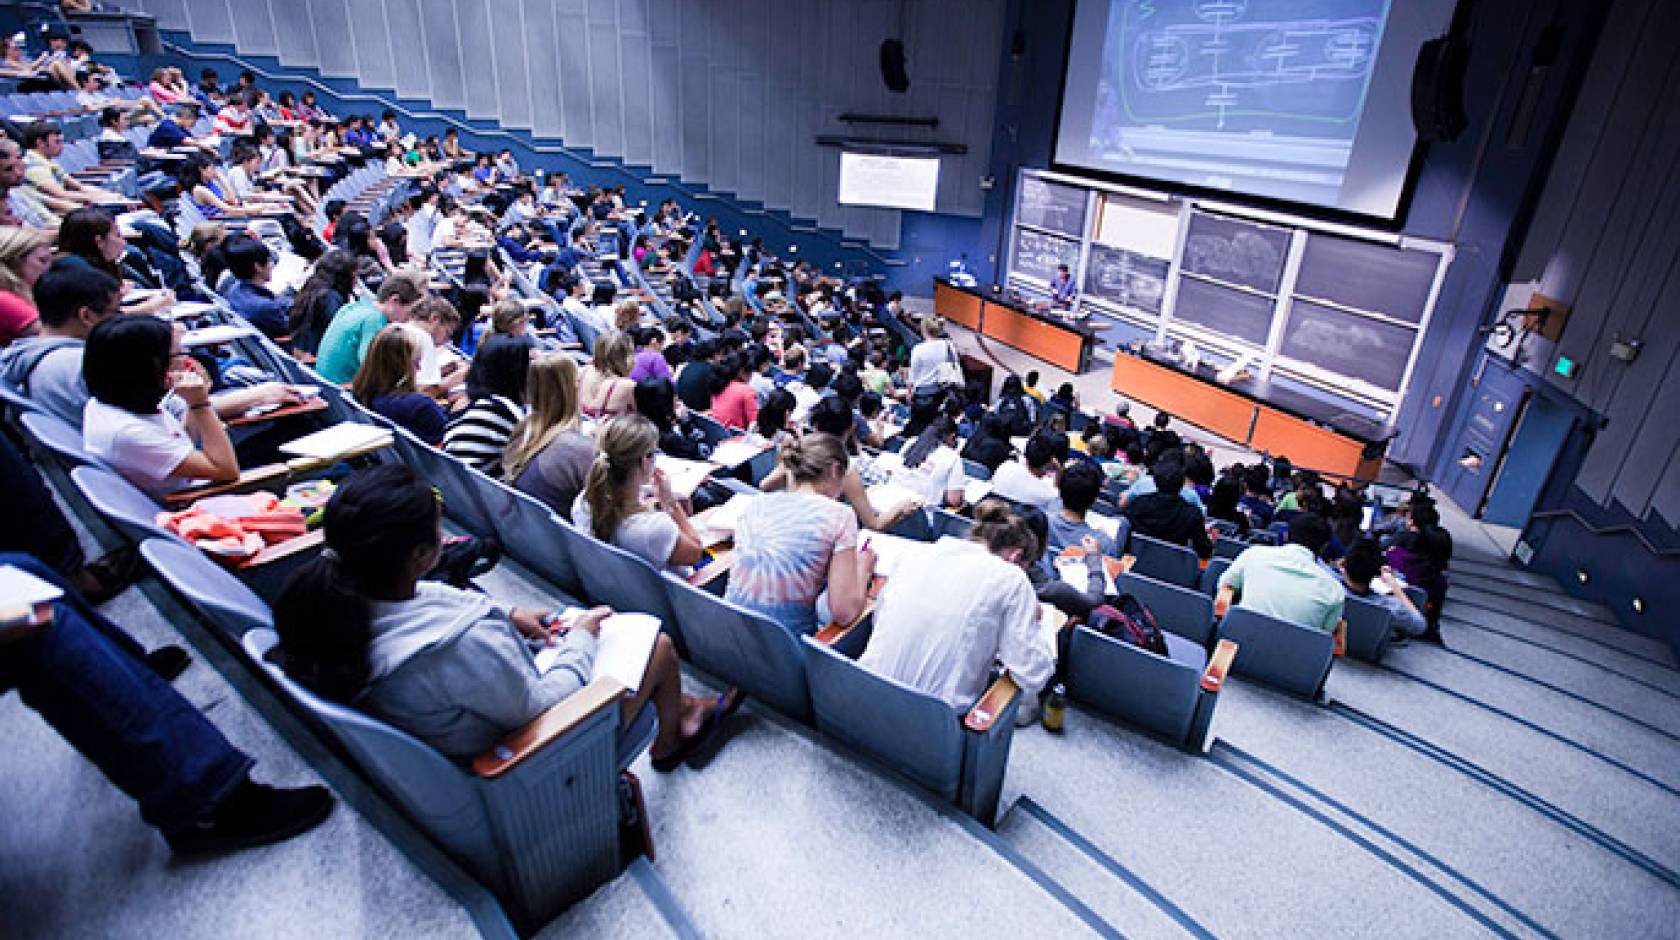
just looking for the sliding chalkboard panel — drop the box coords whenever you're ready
[1173,276,1276,346]
[1017,177,1088,238]
[1279,301,1416,392]
[1084,245,1170,314]
[1182,212,1291,294]
[1295,234,1439,324]
[1010,228,1080,282]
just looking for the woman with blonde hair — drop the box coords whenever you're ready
[725,432,875,635]
[612,300,642,333]
[507,354,595,522]
[0,226,52,345]
[352,325,447,445]
[573,414,705,576]
[578,329,637,418]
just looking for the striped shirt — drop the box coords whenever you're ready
[444,395,526,478]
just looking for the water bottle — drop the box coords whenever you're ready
[1041,683,1067,733]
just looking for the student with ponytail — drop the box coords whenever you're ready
[572,414,705,576]
[858,498,1057,710]
[272,464,738,770]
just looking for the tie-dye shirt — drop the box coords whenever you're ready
[725,492,858,635]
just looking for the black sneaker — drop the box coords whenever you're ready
[167,780,335,855]
[80,546,142,605]
[144,645,192,682]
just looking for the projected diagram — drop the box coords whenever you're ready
[1088,0,1391,207]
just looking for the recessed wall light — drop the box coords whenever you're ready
[1632,597,1646,615]
[1575,568,1590,585]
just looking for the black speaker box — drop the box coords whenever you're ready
[880,39,909,93]
[1413,35,1471,143]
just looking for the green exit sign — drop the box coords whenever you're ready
[1554,355,1579,378]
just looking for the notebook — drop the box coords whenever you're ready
[180,324,259,348]
[279,422,394,461]
[534,611,661,694]
[708,437,769,469]
[0,565,63,634]
[689,496,753,547]
[656,455,716,498]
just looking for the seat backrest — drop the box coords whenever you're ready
[240,628,498,881]
[559,521,680,638]
[666,575,812,722]
[1214,536,1248,560]
[70,464,175,543]
[479,482,584,597]
[0,378,38,416]
[1114,571,1215,647]
[1216,606,1335,699]
[802,638,964,800]
[139,537,274,640]
[388,426,499,538]
[1067,626,1203,746]
[1341,593,1394,663]
[1130,533,1202,588]
[1201,556,1231,598]
[19,410,95,467]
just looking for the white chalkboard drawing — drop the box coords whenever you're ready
[1085,244,1170,314]
[1018,177,1088,237]
[1011,228,1080,283]
[1281,300,1413,391]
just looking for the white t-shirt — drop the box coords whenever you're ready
[406,204,440,258]
[891,442,967,508]
[563,297,611,335]
[83,396,200,498]
[859,539,1055,709]
[908,338,960,391]
[989,459,1059,509]
[397,322,442,386]
[571,496,691,577]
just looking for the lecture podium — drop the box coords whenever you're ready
[1110,350,1395,481]
[934,278,1097,373]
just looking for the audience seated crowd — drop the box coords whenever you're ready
[0,48,1454,873]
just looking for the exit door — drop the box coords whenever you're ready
[1440,355,1530,517]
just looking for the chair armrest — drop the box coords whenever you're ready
[1200,639,1238,692]
[1333,619,1347,657]
[1213,585,1235,619]
[1116,554,1135,573]
[238,529,324,569]
[472,677,626,778]
[813,574,886,645]
[162,462,290,506]
[964,673,1020,732]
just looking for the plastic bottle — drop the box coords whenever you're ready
[1041,683,1067,733]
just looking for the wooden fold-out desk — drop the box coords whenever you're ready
[1110,352,1395,481]
[933,278,1097,374]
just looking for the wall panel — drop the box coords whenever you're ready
[456,0,500,120]
[182,0,234,45]
[384,0,430,101]
[229,0,279,56]
[307,0,356,78]
[345,0,395,90]
[270,0,319,69]
[419,0,467,111]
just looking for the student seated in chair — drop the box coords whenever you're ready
[506,354,596,523]
[858,499,1057,711]
[573,415,705,578]
[1122,452,1213,560]
[272,464,740,770]
[1216,512,1344,634]
[81,315,240,499]
[1338,538,1428,646]
[989,430,1065,510]
[1047,459,1125,558]
[352,325,448,446]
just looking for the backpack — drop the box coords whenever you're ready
[1088,594,1167,655]
[996,393,1036,437]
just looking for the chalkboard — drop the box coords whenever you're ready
[1084,244,1170,314]
[1010,227,1080,282]
[1279,300,1417,392]
[1173,276,1276,346]
[1294,233,1441,325]
[1017,177,1088,238]
[1182,212,1291,294]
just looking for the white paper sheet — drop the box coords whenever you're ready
[534,611,660,694]
[656,455,716,498]
[708,437,769,469]
[180,324,259,347]
[279,422,393,461]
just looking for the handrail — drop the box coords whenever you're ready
[1527,508,1680,558]
[159,40,907,268]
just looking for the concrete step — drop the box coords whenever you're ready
[1449,569,1618,624]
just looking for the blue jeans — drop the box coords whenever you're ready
[0,554,253,834]
[0,431,84,576]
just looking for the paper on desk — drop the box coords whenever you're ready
[164,301,220,320]
[963,479,993,506]
[656,455,716,498]
[534,612,660,693]
[272,252,312,292]
[0,564,63,632]
[862,532,933,579]
[279,422,393,461]
[180,324,259,347]
[708,437,768,469]
[1056,555,1117,596]
[1087,512,1122,539]
[689,496,753,547]
[866,482,922,513]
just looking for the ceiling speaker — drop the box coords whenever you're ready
[880,39,909,93]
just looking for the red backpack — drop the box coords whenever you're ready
[1088,594,1168,655]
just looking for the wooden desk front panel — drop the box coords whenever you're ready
[981,301,1086,372]
[1249,409,1377,479]
[934,281,983,330]
[1110,356,1257,444]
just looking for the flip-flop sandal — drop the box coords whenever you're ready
[650,688,745,773]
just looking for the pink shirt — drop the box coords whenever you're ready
[0,290,39,346]
[709,380,759,431]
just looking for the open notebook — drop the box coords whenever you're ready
[0,565,62,634]
[279,422,394,462]
[533,611,661,694]
[657,456,717,498]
